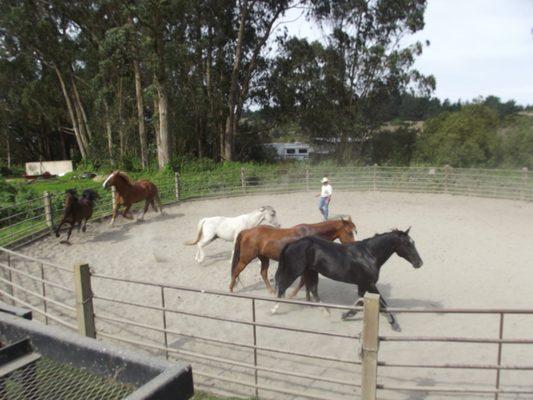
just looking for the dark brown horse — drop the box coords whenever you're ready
[55,189,99,243]
[102,171,162,224]
[230,218,357,293]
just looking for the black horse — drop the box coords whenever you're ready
[55,188,99,242]
[273,228,423,331]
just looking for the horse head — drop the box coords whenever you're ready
[338,217,357,243]
[393,227,423,269]
[259,206,280,228]
[102,171,118,189]
[64,189,78,204]
[82,189,100,202]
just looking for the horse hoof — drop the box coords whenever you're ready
[391,323,402,332]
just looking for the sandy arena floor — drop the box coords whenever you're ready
[15,190,533,399]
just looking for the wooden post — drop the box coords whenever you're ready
[43,192,53,228]
[305,167,309,192]
[111,186,117,214]
[174,172,180,200]
[241,168,246,194]
[373,164,378,191]
[522,167,528,201]
[444,165,450,194]
[361,293,380,400]
[74,263,96,338]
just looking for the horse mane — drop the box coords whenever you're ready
[366,229,403,241]
[115,171,135,186]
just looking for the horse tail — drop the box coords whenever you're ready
[231,231,243,278]
[185,219,205,245]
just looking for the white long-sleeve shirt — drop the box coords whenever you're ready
[320,184,332,198]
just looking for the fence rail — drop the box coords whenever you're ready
[0,165,532,398]
[1,165,531,248]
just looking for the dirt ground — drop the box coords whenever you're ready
[16,190,533,400]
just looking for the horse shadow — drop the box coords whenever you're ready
[90,224,131,243]
[200,251,232,267]
[302,279,442,309]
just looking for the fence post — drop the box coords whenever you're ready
[111,186,117,215]
[161,286,169,359]
[74,263,96,338]
[40,263,48,325]
[43,192,53,228]
[522,167,528,201]
[174,172,180,201]
[443,165,449,194]
[373,164,378,191]
[361,293,380,400]
[305,167,309,192]
[252,299,259,398]
[241,168,246,194]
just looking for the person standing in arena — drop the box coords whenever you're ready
[316,177,332,220]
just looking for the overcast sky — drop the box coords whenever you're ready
[281,0,533,106]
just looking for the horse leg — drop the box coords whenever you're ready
[123,204,133,219]
[65,223,74,242]
[196,232,216,263]
[82,218,87,232]
[288,276,306,299]
[342,287,367,320]
[369,284,400,332]
[139,200,150,221]
[55,220,65,237]
[307,271,330,316]
[258,256,273,294]
[229,259,252,292]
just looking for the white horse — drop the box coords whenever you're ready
[186,206,280,263]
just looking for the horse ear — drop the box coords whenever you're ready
[405,226,411,235]
[348,216,352,222]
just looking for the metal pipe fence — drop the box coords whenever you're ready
[0,166,530,248]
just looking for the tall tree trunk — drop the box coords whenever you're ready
[118,77,125,158]
[71,74,92,140]
[130,15,148,169]
[103,100,114,165]
[156,79,171,168]
[154,22,171,169]
[133,58,148,169]
[223,2,248,161]
[53,64,87,158]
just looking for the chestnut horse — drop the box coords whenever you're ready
[55,189,99,242]
[102,171,162,224]
[230,218,357,293]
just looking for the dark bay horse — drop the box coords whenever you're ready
[55,189,99,242]
[230,218,357,293]
[273,228,423,331]
[102,171,162,224]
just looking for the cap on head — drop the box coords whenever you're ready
[321,177,329,183]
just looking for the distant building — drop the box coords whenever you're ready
[264,142,313,160]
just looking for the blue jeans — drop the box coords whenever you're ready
[318,197,329,220]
